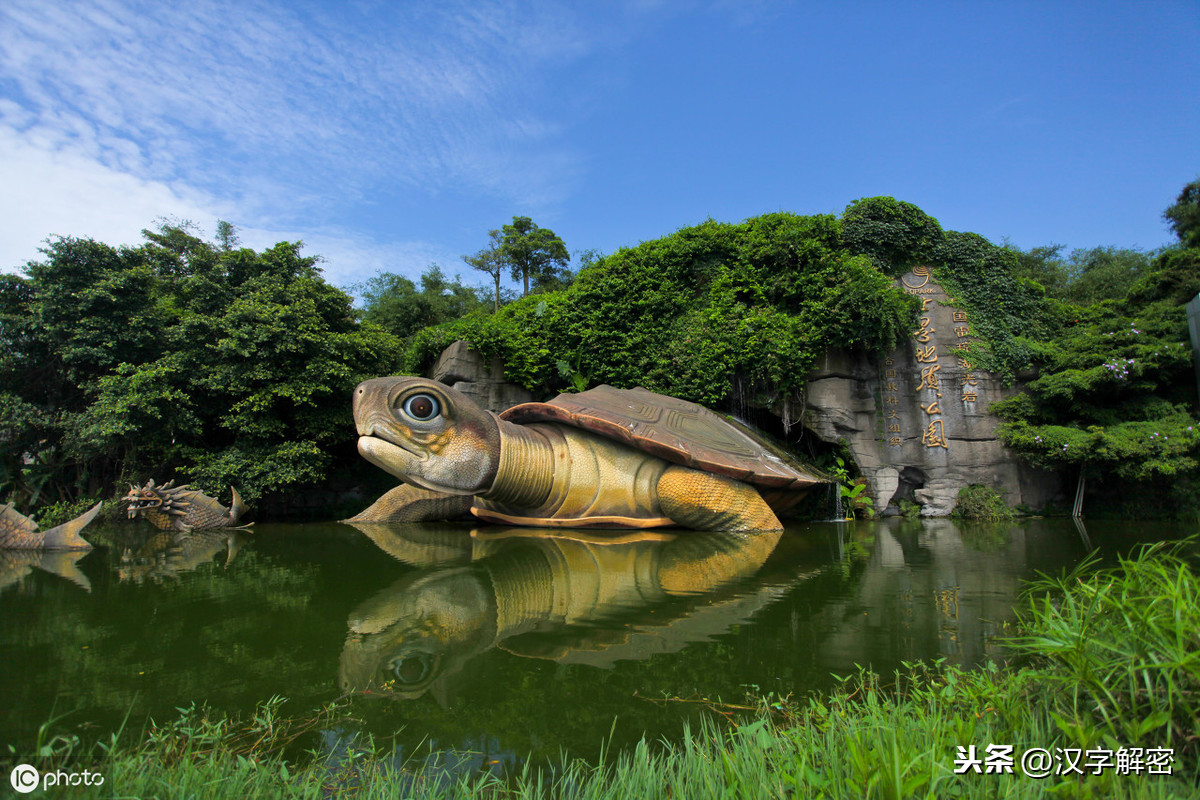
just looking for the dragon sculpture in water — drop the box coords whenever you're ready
[123,480,250,531]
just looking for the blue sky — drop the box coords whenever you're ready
[1,1,1196,293]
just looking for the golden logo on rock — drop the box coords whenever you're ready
[902,265,931,289]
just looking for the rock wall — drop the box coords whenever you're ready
[429,269,1065,517]
[801,268,1063,515]
[429,340,533,414]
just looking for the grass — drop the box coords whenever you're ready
[10,542,1198,799]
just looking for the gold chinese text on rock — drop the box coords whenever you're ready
[880,267,988,453]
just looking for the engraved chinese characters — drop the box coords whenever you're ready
[883,267,983,452]
[804,269,1059,516]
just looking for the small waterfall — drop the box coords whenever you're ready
[732,377,747,423]
[828,482,845,522]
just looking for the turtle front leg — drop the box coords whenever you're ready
[347,485,475,523]
[656,466,782,531]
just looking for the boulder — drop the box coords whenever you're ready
[429,341,533,414]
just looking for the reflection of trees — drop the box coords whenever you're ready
[0,537,332,749]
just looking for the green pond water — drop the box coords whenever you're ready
[1,517,1194,777]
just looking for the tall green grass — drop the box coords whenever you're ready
[1014,544,1199,762]
[12,542,1198,799]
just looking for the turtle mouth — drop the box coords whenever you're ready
[359,434,426,459]
[358,436,429,480]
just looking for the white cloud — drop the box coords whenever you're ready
[0,118,469,290]
[0,0,588,210]
[0,0,611,287]
[0,121,228,270]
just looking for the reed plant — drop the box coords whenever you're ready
[1009,541,1200,770]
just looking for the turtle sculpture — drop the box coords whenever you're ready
[123,480,250,532]
[350,377,824,531]
[0,501,102,550]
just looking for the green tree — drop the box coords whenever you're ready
[1008,243,1069,296]
[464,229,506,312]
[417,265,488,321]
[1,223,401,512]
[404,211,918,409]
[840,196,944,274]
[215,219,241,251]
[500,216,570,297]
[359,265,487,339]
[992,291,1200,484]
[1058,246,1154,306]
[990,182,1200,511]
[1163,176,1200,248]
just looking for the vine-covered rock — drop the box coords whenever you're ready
[405,211,921,409]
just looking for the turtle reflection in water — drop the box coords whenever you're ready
[350,378,824,531]
[339,526,782,700]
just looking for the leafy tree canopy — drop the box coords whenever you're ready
[1164,176,1200,249]
[358,265,488,340]
[1008,244,1156,306]
[987,179,1200,499]
[1,222,400,511]
[500,216,571,297]
[463,230,508,312]
[405,211,921,409]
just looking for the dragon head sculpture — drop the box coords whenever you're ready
[123,479,249,532]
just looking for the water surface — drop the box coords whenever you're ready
[1,517,1191,773]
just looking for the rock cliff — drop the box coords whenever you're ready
[799,269,1062,515]
[426,270,1064,516]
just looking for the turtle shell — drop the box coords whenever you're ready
[499,385,823,492]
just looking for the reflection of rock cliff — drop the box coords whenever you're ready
[340,526,785,699]
[806,519,1039,671]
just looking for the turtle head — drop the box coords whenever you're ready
[354,377,501,495]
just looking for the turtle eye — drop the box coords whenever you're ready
[402,393,440,421]
[390,653,433,685]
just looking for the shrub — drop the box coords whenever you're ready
[952,484,1015,520]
